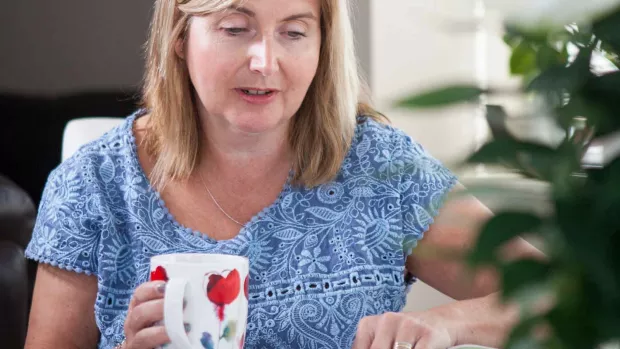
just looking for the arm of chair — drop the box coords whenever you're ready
[0,241,29,349]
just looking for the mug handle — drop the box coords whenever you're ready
[164,278,193,349]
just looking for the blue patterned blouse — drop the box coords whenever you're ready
[26,109,457,349]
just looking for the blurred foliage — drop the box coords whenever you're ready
[397,5,620,349]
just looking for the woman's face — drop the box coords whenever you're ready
[182,0,322,134]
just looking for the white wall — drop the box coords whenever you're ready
[369,0,513,167]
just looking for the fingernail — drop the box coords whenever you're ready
[157,282,167,294]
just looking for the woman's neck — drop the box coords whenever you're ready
[198,115,292,184]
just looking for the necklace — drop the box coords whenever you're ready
[198,172,245,227]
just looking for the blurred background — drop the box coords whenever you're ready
[0,0,548,330]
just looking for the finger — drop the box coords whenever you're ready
[126,298,165,335]
[129,281,167,309]
[394,318,422,349]
[368,312,400,349]
[352,315,378,349]
[131,325,170,349]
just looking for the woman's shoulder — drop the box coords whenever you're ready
[353,115,412,148]
[350,115,423,163]
[346,114,456,184]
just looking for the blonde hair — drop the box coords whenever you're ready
[141,0,385,190]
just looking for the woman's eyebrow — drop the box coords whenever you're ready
[229,6,318,22]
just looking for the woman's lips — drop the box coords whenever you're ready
[235,88,279,105]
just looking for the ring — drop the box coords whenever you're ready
[393,342,413,349]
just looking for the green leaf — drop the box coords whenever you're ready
[501,259,552,301]
[511,281,555,313]
[546,296,598,349]
[554,191,620,298]
[467,138,559,181]
[511,41,538,76]
[578,71,620,136]
[556,95,609,131]
[504,24,549,45]
[395,85,484,109]
[527,47,593,93]
[593,7,620,53]
[536,45,564,71]
[503,33,521,49]
[469,212,543,266]
[527,65,578,93]
[504,316,545,349]
[485,104,511,139]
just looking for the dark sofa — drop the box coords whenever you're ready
[0,90,140,206]
[0,90,139,348]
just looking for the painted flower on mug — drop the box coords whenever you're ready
[244,274,249,300]
[205,269,241,321]
[200,332,214,349]
[150,266,168,281]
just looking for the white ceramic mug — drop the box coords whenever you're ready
[150,253,250,349]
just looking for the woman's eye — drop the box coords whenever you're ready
[223,27,247,35]
[286,31,306,39]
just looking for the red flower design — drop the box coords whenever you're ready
[150,266,168,281]
[244,274,249,300]
[205,269,240,321]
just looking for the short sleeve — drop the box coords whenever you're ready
[397,133,458,257]
[25,162,103,275]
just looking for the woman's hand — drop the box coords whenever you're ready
[124,281,170,349]
[352,311,456,349]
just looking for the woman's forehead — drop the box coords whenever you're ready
[210,0,321,14]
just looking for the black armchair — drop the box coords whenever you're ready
[0,174,37,348]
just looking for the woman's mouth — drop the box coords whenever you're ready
[235,88,279,104]
[240,89,274,96]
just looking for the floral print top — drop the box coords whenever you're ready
[26,109,457,349]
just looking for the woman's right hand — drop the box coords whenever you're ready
[124,281,170,349]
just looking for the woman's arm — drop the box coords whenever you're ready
[25,264,99,349]
[407,182,545,300]
[406,183,546,346]
[354,183,546,349]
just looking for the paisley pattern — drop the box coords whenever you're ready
[26,110,457,349]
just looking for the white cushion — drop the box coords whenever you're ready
[62,117,124,161]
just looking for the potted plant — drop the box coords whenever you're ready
[398,1,620,348]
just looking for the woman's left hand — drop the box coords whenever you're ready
[352,311,456,349]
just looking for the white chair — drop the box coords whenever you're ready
[61,117,124,161]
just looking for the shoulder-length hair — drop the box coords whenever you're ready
[141,0,385,190]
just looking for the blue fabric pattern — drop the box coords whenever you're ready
[26,110,457,349]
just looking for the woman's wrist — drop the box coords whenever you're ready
[412,292,519,347]
[451,293,519,346]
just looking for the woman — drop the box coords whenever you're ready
[24,0,542,348]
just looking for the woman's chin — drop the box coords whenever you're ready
[227,116,289,135]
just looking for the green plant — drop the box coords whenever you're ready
[398,5,620,349]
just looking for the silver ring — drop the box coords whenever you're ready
[393,342,413,349]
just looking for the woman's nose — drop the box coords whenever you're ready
[249,37,279,77]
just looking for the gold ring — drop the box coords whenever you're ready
[393,342,413,349]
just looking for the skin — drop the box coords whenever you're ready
[24,0,544,348]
